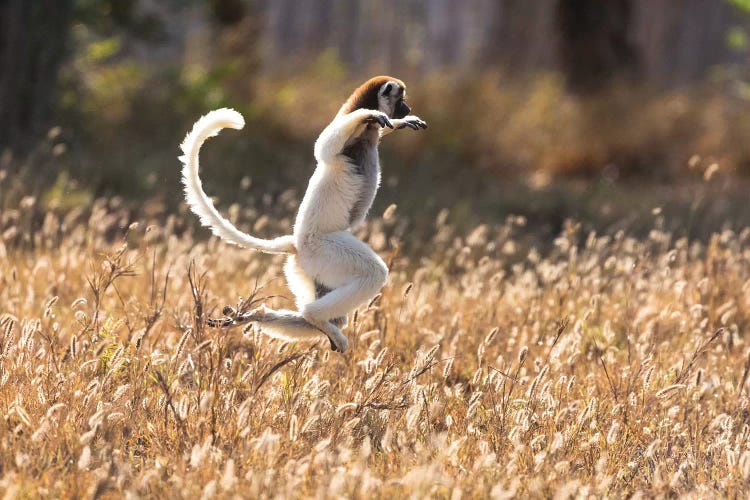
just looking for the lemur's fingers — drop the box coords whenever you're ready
[398,117,427,130]
[398,122,418,130]
[365,113,393,129]
[410,117,427,129]
[377,115,394,129]
[222,305,237,316]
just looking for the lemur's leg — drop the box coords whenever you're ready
[285,254,349,342]
[254,308,348,351]
[303,278,382,325]
[209,304,348,351]
[209,256,349,351]
[284,255,316,309]
[381,115,428,137]
[285,255,349,348]
[314,109,393,162]
[298,231,388,341]
[212,305,348,351]
[313,281,348,328]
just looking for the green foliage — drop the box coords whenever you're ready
[178,63,234,111]
[74,0,167,40]
[729,0,750,12]
[44,171,94,211]
[727,26,749,51]
[83,36,121,63]
[308,49,347,82]
[34,0,750,210]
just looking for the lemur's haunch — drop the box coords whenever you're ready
[179,76,427,352]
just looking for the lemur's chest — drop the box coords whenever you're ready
[342,138,379,184]
[341,130,380,225]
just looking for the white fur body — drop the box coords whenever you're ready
[179,80,425,352]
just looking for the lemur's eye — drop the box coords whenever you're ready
[382,83,394,96]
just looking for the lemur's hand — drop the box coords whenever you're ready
[396,115,428,130]
[364,111,394,129]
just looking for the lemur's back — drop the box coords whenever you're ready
[294,127,380,238]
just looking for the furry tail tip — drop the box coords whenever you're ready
[208,108,245,130]
[195,108,245,135]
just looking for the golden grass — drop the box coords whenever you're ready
[2,192,750,498]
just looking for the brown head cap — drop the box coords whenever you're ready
[338,75,406,116]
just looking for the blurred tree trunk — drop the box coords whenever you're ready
[0,0,73,155]
[555,0,640,93]
[481,0,556,73]
[337,0,362,67]
[215,0,263,103]
[210,0,245,26]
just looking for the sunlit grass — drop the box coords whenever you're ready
[1,188,750,497]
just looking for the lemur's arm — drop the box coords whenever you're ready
[380,115,428,137]
[314,109,393,162]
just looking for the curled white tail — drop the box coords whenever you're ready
[179,108,295,254]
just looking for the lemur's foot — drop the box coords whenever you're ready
[207,305,262,329]
[207,315,234,328]
[307,315,349,353]
[364,111,393,129]
[329,334,349,353]
[331,315,348,329]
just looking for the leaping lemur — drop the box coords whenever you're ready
[179,76,427,352]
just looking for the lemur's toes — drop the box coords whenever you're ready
[327,336,349,353]
[222,305,237,316]
[207,316,233,328]
[336,337,349,353]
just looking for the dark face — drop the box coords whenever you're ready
[377,80,411,119]
[395,99,411,119]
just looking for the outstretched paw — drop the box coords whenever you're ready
[397,115,428,130]
[364,111,393,129]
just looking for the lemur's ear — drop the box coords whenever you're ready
[381,82,394,96]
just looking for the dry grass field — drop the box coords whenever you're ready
[2,189,750,498]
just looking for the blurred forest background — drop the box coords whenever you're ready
[4,0,750,242]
